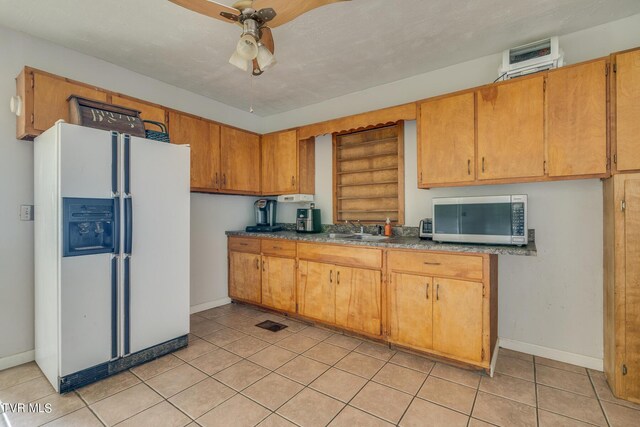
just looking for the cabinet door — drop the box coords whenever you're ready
[547,60,607,177]
[229,251,261,303]
[624,178,640,400]
[111,95,166,125]
[477,76,545,180]
[297,261,335,323]
[335,266,382,336]
[433,278,483,362]
[33,72,107,132]
[220,126,261,194]
[418,93,475,186]
[168,112,218,190]
[388,273,433,350]
[262,130,298,195]
[262,256,296,313]
[615,49,640,172]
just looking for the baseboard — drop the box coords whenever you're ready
[499,338,603,371]
[0,349,35,371]
[190,297,232,314]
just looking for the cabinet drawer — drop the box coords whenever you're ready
[387,250,483,280]
[228,237,260,253]
[261,239,296,257]
[298,242,382,269]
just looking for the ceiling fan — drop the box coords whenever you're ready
[169,0,350,75]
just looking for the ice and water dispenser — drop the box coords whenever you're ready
[63,198,117,257]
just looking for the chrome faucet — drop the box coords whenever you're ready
[344,220,364,234]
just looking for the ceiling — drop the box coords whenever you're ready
[1,0,639,116]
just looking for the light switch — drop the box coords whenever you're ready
[20,205,34,221]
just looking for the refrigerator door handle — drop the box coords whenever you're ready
[111,256,118,359]
[113,197,121,254]
[123,134,131,196]
[123,255,131,355]
[124,197,132,255]
[111,132,119,195]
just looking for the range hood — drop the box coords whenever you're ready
[277,194,314,203]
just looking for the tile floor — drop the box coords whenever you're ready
[1,302,639,426]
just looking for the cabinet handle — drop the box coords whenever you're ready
[482,157,485,173]
[467,159,471,175]
[215,172,219,187]
[420,171,423,183]
[423,261,441,265]
[426,283,429,300]
[222,174,227,187]
[436,284,440,301]
[272,246,282,250]
[239,243,248,246]
[330,270,333,283]
[255,258,259,270]
[291,176,296,187]
[262,259,266,272]
[337,271,340,285]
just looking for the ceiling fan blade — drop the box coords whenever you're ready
[261,27,275,53]
[168,0,240,23]
[251,0,350,28]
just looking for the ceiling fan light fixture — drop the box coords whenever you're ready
[236,34,258,60]
[256,43,276,70]
[229,50,250,72]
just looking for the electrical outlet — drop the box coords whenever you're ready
[20,205,34,221]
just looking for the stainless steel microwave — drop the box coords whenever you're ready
[432,195,528,246]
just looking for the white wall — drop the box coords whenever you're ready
[273,14,640,367]
[0,26,263,363]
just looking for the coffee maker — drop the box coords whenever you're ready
[246,199,283,232]
[296,203,322,233]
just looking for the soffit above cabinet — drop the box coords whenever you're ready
[1,0,639,116]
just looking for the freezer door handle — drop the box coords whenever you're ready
[123,134,131,196]
[111,256,118,359]
[124,255,131,355]
[111,132,118,195]
[124,197,132,255]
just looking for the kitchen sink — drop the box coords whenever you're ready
[328,233,389,241]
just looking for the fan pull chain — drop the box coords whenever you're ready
[249,74,255,113]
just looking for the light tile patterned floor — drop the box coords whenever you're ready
[1,302,639,426]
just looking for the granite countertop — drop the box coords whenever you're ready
[225,230,537,256]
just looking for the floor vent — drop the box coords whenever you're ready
[255,320,288,332]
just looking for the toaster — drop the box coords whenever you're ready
[419,218,433,240]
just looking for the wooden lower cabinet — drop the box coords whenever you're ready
[228,251,261,304]
[433,278,484,363]
[388,273,433,350]
[604,173,640,403]
[335,266,382,336]
[297,260,335,324]
[228,237,496,370]
[262,255,296,313]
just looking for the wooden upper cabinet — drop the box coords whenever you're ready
[111,95,166,125]
[433,277,483,362]
[220,126,261,194]
[228,251,262,304]
[334,266,382,336]
[477,76,545,180]
[262,130,315,196]
[262,130,298,195]
[31,71,107,135]
[418,92,475,187]
[168,111,217,190]
[614,48,640,172]
[547,59,608,177]
[388,273,433,350]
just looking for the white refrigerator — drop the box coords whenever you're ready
[34,122,190,392]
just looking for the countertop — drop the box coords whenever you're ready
[226,230,537,256]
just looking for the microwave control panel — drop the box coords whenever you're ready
[511,202,526,237]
